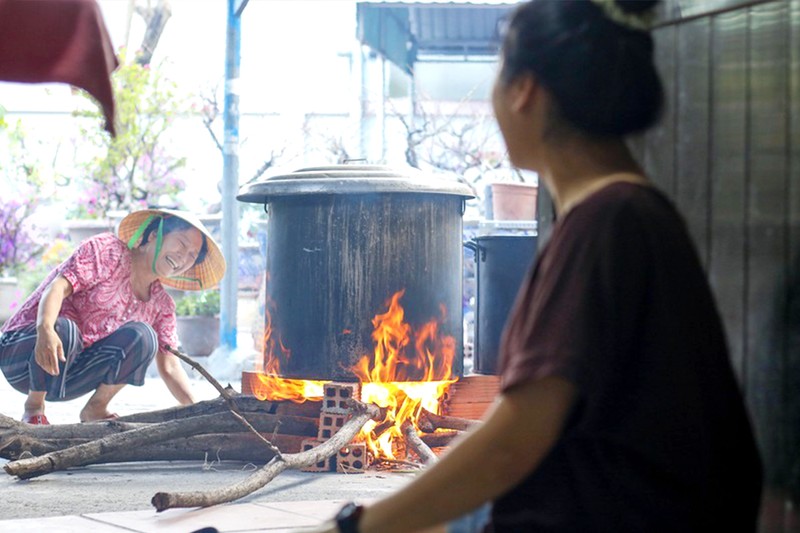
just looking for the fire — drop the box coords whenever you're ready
[253,278,325,402]
[352,290,456,461]
[255,286,457,463]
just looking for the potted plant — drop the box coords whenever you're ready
[174,290,220,357]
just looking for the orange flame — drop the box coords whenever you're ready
[352,290,456,461]
[253,277,325,402]
[253,285,457,464]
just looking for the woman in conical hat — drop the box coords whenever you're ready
[0,208,225,424]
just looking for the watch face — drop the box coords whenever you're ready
[336,502,363,533]
[338,502,357,519]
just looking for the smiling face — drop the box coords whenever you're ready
[148,227,204,279]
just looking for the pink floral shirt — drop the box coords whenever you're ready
[1,233,178,350]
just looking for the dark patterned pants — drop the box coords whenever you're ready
[0,318,157,401]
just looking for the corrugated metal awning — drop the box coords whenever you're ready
[356,2,517,73]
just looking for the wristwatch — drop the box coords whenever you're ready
[335,501,364,533]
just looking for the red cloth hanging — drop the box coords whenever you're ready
[0,0,118,136]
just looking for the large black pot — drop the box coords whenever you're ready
[237,165,474,381]
[465,235,537,375]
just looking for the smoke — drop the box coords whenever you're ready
[145,345,257,392]
[201,345,258,385]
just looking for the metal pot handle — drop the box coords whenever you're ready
[463,240,486,261]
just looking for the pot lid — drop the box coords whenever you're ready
[236,164,475,203]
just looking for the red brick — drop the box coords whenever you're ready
[318,413,349,441]
[337,443,368,473]
[322,382,361,414]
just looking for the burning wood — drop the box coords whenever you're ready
[420,429,462,448]
[401,420,438,465]
[418,408,481,433]
[255,289,460,466]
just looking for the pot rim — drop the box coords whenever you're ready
[237,165,475,203]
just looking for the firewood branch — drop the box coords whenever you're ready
[420,430,461,448]
[0,412,318,462]
[3,410,296,479]
[418,408,480,433]
[151,401,381,512]
[164,345,282,458]
[401,421,438,465]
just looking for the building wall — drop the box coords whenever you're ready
[630,0,800,529]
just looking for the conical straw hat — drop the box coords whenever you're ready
[118,209,226,291]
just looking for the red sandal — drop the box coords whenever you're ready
[21,413,50,425]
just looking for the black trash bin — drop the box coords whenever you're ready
[465,235,537,375]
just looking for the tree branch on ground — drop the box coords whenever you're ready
[151,401,382,512]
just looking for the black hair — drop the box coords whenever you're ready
[139,215,209,266]
[499,0,663,137]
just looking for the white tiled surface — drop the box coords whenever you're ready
[0,515,133,532]
[85,500,341,532]
[0,501,350,532]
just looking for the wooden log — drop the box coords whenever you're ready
[241,371,326,417]
[104,434,307,463]
[417,409,481,433]
[1,412,316,443]
[272,399,325,418]
[420,430,462,448]
[0,433,308,463]
[164,346,282,457]
[401,421,438,465]
[3,410,315,480]
[1,413,143,439]
[115,395,277,423]
[116,396,322,423]
[151,401,382,512]
[369,417,396,441]
[0,412,318,462]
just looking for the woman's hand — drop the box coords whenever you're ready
[34,274,74,376]
[156,349,196,405]
[34,325,65,376]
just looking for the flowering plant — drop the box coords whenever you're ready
[69,51,187,219]
[0,200,44,278]
[0,115,46,277]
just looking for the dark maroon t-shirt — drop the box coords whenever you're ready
[493,182,762,532]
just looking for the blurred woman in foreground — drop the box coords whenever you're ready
[314,0,762,532]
